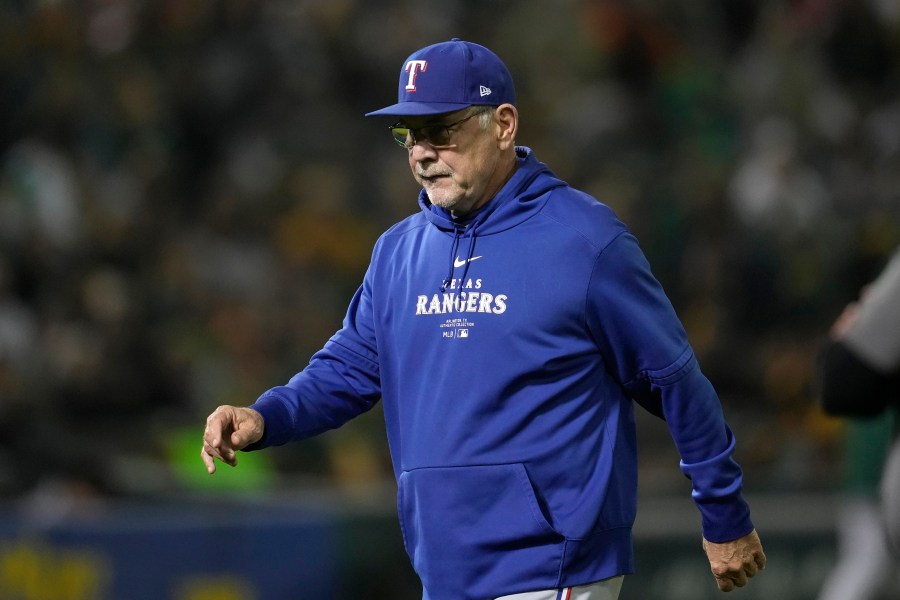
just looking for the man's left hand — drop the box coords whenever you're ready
[702,529,766,592]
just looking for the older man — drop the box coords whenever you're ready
[202,39,765,600]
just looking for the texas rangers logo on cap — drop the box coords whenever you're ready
[405,60,428,92]
[365,38,516,117]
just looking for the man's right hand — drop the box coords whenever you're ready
[201,405,265,474]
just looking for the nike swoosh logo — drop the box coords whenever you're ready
[454,255,482,268]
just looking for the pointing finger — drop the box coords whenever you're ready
[201,447,217,474]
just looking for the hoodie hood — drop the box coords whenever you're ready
[418,146,566,235]
[417,146,568,291]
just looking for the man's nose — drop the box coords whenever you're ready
[409,138,438,161]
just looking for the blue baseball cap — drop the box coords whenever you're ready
[365,39,516,117]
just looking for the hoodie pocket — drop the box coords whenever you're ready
[398,463,564,598]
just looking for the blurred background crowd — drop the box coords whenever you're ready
[0,0,898,511]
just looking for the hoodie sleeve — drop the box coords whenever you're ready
[586,232,753,543]
[245,263,382,449]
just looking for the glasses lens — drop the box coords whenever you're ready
[421,125,452,147]
[390,126,412,148]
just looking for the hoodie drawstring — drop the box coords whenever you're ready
[441,224,478,292]
[441,227,462,292]
[458,222,478,285]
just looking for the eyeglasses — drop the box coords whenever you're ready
[389,109,490,150]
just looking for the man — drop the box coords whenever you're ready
[202,39,766,600]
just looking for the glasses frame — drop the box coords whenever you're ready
[389,107,494,150]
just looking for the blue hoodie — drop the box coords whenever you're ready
[248,147,753,599]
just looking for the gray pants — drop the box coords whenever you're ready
[494,576,624,600]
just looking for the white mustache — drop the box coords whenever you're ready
[417,169,451,179]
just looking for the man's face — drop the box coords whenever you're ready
[401,108,505,217]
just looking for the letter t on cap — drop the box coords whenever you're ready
[405,60,428,91]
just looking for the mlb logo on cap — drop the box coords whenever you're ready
[366,38,516,117]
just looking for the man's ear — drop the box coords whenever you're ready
[494,103,518,149]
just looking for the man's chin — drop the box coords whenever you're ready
[425,192,461,211]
